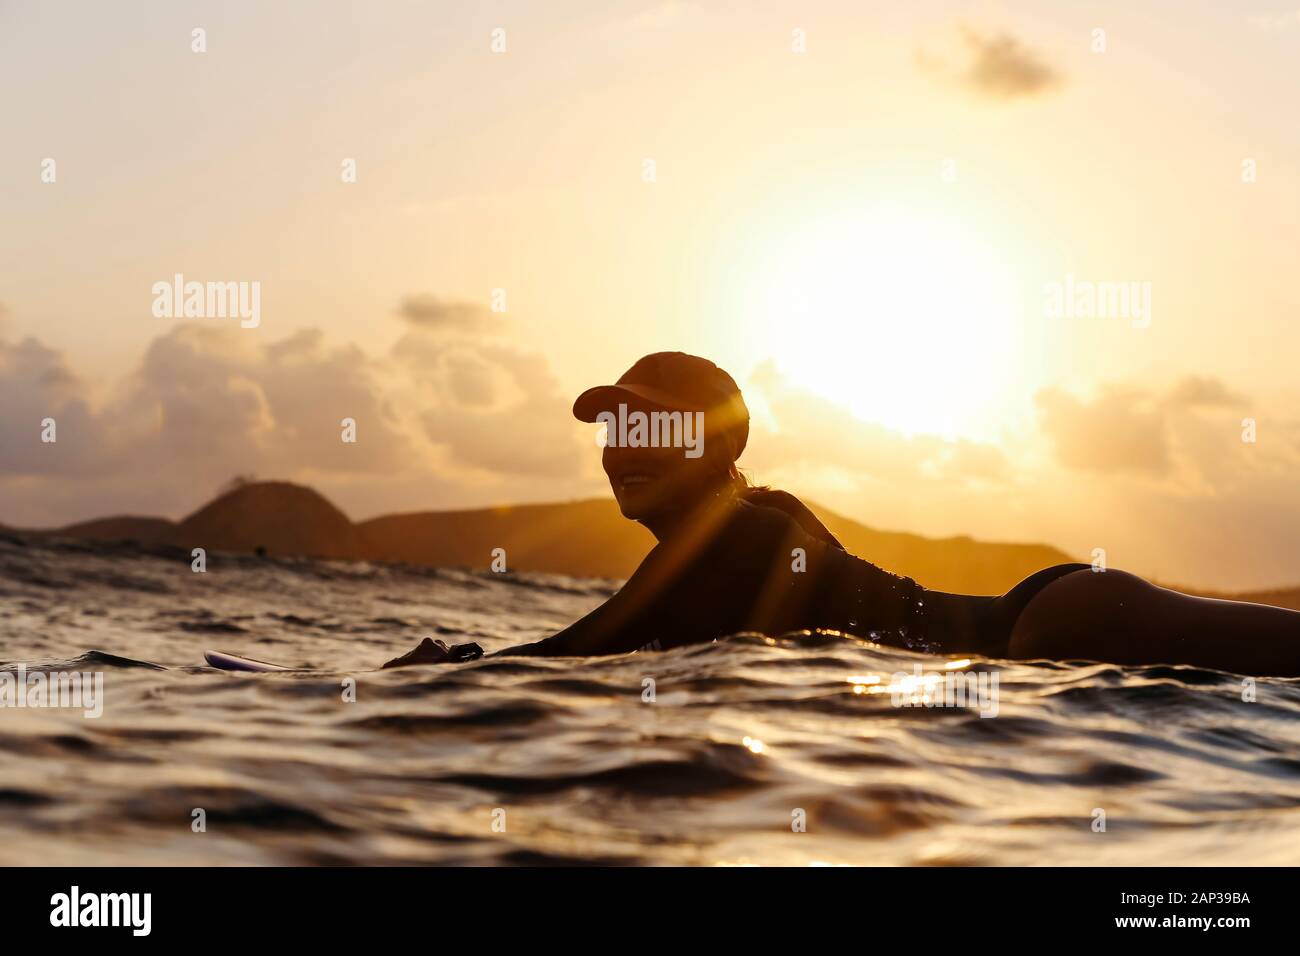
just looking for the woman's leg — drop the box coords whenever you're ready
[1007,569,1300,676]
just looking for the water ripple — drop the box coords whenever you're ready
[1,531,1298,865]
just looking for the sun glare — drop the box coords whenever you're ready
[744,204,1026,438]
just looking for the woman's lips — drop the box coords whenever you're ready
[619,473,654,489]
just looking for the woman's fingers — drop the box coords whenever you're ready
[381,636,473,669]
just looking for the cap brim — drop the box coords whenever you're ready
[572,384,694,422]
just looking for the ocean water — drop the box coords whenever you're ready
[2,530,1298,866]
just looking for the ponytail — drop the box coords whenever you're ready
[727,465,846,551]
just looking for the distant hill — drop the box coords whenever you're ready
[58,516,178,545]
[357,499,656,580]
[174,481,364,559]
[356,498,1074,592]
[29,479,1296,601]
[814,510,1075,595]
[31,480,1074,593]
[54,483,363,559]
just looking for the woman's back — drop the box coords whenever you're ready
[620,494,925,650]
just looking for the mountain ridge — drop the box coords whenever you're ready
[35,480,1300,606]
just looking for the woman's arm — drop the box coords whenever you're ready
[381,543,709,666]
[496,502,825,657]
[493,595,667,657]
[383,501,819,666]
[496,541,721,657]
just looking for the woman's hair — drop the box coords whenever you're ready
[727,464,846,551]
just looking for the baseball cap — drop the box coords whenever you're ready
[572,352,750,460]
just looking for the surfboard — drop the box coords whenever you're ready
[204,649,297,672]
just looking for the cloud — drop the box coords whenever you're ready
[1165,375,1246,408]
[8,320,1300,591]
[733,364,1300,589]
[0,335,107,478]
[0,307,589,524]
[961,28,1060,98]
[1247,9,1300,29]
[1035,376,1282,484]
[614,0,693,33]
[15,324,425,485]
[741,360,1010,486]
[1036,384,1171,475]
[392,333,587,478]
[919,26,1062,101]
[396,294,500,332]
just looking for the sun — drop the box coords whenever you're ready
[740,202,1027,438]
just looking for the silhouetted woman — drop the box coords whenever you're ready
[386,352,1300,676]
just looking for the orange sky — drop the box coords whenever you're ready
[3,1,1300,589]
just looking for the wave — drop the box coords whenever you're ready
[1,533,1298,865]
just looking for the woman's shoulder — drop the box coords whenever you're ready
[737,489,846,551]
[741,488,804,513]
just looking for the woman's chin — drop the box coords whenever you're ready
[614,498,646,520]
[614,490,659,520]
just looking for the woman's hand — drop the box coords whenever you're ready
[382,637,484,669]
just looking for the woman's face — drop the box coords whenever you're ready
[602,435,727,522]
